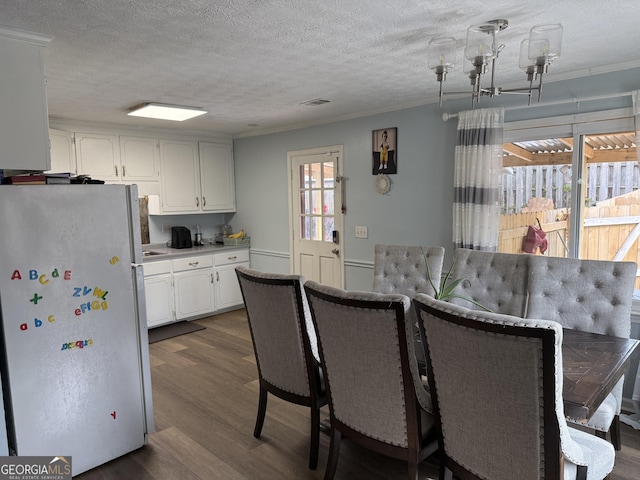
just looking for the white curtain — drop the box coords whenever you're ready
[453,107,504,251]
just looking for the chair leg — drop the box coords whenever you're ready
[610,415,621,451]
[408,456,419,480]
[309,403,321,470]
[253,385,268,438]
[441,466,453,480]
[324,427,342,480]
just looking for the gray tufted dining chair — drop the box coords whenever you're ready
[446,247,530,316]
[304,281,438,480]
[526,255,637,450]
[372,244,445,298]
[414,294,616,480]
[235,266,327,470]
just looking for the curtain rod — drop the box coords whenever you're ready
[441,91,632,121]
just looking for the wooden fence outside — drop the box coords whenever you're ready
[502,162,640,214]
[499,191,640,289]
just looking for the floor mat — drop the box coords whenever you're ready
[148,321,205,343]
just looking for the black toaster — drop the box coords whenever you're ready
[171,226,192,249]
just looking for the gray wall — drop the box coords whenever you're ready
[231,102,456,289]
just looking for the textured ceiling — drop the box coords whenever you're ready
[2,0,640,137]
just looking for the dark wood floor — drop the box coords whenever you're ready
[77,309,640,479]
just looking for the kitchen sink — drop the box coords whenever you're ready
[142,250,168,257]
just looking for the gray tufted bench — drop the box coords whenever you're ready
[447,247,637,450]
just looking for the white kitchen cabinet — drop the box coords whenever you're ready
[142,247,249,324]
[173,255,215,320]
[0,27,52,171]
[200,142,236,212]
[154,139,235,214]
[159,140,201,212]
[143,260,174,328]
[213,249,249,311]
[75,133,158,183]
[119,135,159,182]
[76,133,121,180]
[47,129,77,174]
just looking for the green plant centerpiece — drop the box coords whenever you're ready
[422,248,492,311]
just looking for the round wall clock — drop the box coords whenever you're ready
[375,174,391,195]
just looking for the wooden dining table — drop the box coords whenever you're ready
[562,328,640,422]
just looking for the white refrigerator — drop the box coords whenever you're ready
[0,184,154,476]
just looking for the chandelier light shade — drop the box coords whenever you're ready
[518,39,531,70]
[464,23,499,65]
[528,23,563,62]
[428,19,563,108]
[427,37,457,80]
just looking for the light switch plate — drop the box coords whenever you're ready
[355,226,368,238]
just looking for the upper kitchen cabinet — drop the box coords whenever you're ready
[47,129,77,174]
[75,133,158,183]
[119,135,159,182]
[200,142,236,212]
[76,133,120,181]
[154,139,235,214]
[0,27,52,171]
[159,139,201,212]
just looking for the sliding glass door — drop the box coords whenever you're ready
[500,117,638,274]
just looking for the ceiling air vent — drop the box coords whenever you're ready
[300,98,331,106]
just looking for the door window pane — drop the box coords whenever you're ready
[298,161,336,242]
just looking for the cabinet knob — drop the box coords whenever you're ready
[122,165,126,177]
[202,196,206,206]
[114,165,119,177]
[195,197,199,207]
[228,256,237,260]
[188,261,199,267]
[216,271,220,282]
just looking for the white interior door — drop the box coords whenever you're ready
[289,146,344,288]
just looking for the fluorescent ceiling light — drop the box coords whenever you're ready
[127,103,207,121]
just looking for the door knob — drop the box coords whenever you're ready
[331,248,339,255]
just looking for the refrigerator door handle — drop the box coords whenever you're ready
[132,263,155,436]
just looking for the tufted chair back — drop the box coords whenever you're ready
[447,248,530,316]
[414,294,615,480]
[304,281,437,480]
[525,255,636,336]
[372,244,445,298]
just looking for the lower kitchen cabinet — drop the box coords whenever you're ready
[173,255,215,320]
[143,248,249,328]
[143,260,174,328]
[214,249,250,311]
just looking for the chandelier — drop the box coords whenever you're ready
[428,20,563,108]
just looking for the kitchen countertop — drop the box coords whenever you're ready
[141,241,248,261]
